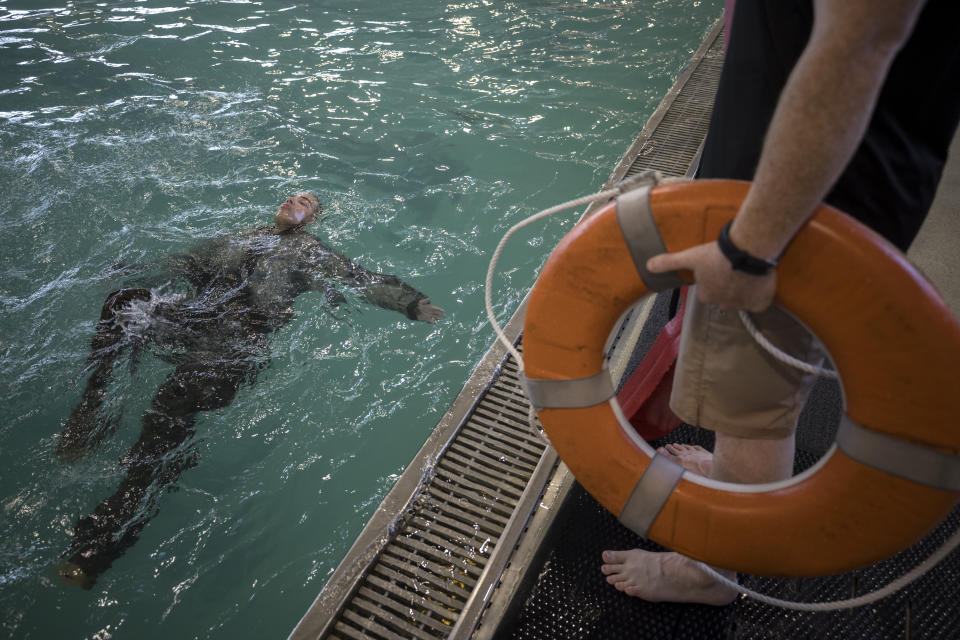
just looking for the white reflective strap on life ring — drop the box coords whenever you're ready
[616,185,686,293]
[522,370,615,410]
[618,452,686,537]
[836,414,960,492]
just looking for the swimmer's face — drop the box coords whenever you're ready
[275,193,320,230]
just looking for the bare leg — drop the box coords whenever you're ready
[601,433,795,604]
[710,432,795,483]
[59,358,252,588]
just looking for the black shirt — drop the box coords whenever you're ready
[698,0,960,251]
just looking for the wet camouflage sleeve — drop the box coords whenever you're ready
[304,235,428,319]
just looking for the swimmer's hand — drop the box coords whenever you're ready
[414,298,445,323]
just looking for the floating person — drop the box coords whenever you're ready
[57,193,444,588]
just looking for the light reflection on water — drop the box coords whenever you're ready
[0,0,719,637]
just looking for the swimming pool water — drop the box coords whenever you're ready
[0,1,720,637]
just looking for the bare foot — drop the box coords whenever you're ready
[601,549,737,605]
[657,443,713,476]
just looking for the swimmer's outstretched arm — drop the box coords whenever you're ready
[309,245,444,322]
[354,273,445,323]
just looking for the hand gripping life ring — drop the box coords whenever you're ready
[522,179,960,577]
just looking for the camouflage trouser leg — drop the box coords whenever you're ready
[61,355,258,589]
[57,288,154,458]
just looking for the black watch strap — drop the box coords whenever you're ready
[716,221,778,275]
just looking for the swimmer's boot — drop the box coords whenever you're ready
[57,470,153,589]
[58,515,119,589]
[57,518,137,590]
[58,560,96,590]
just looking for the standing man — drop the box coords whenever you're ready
[59,193,444,588]
[602,0,960,604]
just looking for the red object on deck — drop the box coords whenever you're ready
[616,288,687,441]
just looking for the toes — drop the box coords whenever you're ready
[602,550,628,563]
[658,447,680,462]
[664,443,710,456]
[624,584,649,599]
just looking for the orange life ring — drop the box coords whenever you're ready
[522,179,960,577]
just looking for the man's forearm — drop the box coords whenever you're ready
[729,0,926,260]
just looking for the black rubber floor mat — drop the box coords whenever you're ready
[503,424,960,640]
[506,481,733,640]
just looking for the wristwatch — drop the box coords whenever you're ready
[716,221,779,275]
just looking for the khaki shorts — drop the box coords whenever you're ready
[669,287,826,440]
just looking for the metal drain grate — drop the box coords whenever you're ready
[625,28,725,179]
[326,351,545,640]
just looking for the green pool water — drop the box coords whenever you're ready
[0,1,720,637]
